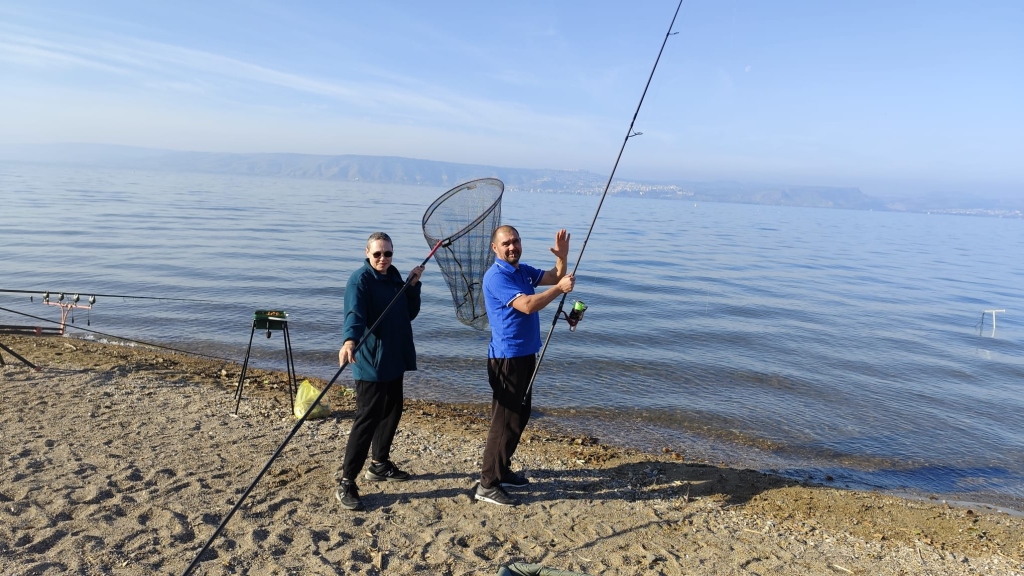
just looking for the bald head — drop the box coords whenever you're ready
[492,225,519,244]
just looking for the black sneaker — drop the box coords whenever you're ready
[475,483,518,507]
[500,472,530,488]
[335,480,364,511]
[365,460,411,482]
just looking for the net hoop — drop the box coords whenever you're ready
[421,177,504,330]
[421,178,504,245]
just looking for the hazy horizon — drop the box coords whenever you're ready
[0,140,1019,202]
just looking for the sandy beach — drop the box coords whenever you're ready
[1,334,1022,575]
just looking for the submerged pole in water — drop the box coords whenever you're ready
[982,309,1005,337]
[523,0,686,403]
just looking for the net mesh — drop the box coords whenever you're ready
[422,178,503,330]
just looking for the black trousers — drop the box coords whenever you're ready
[341,376,404,481]
[481,355,534,489]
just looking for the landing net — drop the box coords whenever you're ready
[422,178,503,330]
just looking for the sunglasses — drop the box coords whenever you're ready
[371,251,393,259]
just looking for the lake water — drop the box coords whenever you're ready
[2,162,1023,511]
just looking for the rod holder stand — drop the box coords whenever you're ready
[233,310,298,414]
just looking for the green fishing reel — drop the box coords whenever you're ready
[561,300,587,332]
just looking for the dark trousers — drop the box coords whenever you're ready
[342,376,404,481]
[481,355,534,489]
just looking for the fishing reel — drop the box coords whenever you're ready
[559,300,588,332]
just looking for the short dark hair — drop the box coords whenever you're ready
[491,225,519,244]
[366,232,393,250]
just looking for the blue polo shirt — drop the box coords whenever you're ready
[483,258,545,358]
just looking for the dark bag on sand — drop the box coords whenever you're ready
[497,563,593,576]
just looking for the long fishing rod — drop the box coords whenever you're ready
[0,305,235,363]
[0,342,39,371]
[180,239,444,576]
[0,288,214,303]
[523,0,684,403]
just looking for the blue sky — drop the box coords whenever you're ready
[1,1,1021,197]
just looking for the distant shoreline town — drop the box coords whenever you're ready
[2,144,1020,218]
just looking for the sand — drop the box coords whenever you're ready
[1,334,1022,575]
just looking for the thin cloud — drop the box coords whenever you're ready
[0,39,132,75]
[141,80,209,95]
[0,23,603,143]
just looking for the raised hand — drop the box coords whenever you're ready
[549,229,571,261]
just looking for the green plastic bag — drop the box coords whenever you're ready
[293,379,331,420]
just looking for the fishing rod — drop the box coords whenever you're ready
[0,342,39,371]
[0,305,235,363]
[0,288,214,303]
[180,239,444,576]
[523,0,685,403]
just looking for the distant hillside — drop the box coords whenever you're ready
[1,144,1019,216]
[0,144,878,209]
[0,144,591,191]
[655,180,884,210]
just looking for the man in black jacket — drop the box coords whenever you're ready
[336,232,425,511]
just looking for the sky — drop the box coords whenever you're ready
[1,0,1021,198]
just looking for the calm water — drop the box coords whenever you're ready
[3,162,1023,510]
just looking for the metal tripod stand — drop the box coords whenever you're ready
[233,310,297,414]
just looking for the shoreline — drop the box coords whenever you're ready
[2,334,1023,575]
[27,333,1024,516]
[528,407,1024,519]
[407,363,1024,517]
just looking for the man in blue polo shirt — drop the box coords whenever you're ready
[475,225,575,507]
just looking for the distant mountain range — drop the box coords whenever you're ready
[1,143,1020,218]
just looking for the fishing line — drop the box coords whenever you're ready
[0,288,215,303]
[523,0,685,402]
[0,305,235,363]
[179,239,445,576]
